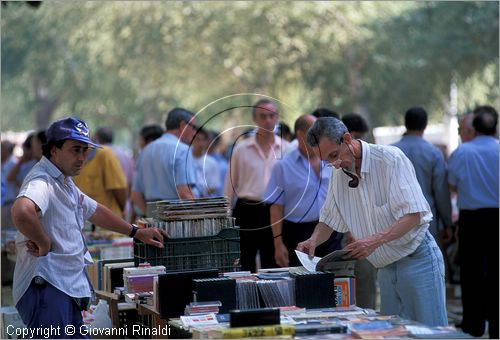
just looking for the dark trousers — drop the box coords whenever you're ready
[282,220,343,267]
[16,278,90,339]
[458,208,499,338]
[233,198,277,272]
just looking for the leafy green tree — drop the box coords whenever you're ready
[1,1,498,138]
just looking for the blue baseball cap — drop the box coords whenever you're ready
[46,117,101,148]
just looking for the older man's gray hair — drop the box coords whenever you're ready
[306,117,348,147]
[165,107,195,130]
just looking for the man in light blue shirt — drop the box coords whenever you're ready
[392,107,452,240]
[12,117,167,339]
[132,108,198,216]
[265,114,342,267]
[1,140,17,227]
[448,106,499,338]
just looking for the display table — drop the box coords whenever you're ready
[166,307,471,339]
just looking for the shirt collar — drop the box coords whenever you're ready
[40,156,65,182]
[247,135,283,149]
[293,147,329,171]
[359,140,370,175]
[291,148,302,161]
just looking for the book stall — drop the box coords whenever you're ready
[83,197,470,339]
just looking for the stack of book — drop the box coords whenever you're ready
[184,301,222,316]
[123,265,166,294]
[124,291,154,305]
[143,197,235,238]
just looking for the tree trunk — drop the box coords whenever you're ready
[34,77,60,130]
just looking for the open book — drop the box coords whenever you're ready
[295,250,356,277]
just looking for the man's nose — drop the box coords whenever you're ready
[332,159,342,169]
[76,152,87,161]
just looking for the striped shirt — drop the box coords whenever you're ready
[320,141,431,268]
[13,157,97,305]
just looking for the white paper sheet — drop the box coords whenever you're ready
[294,250,321,272]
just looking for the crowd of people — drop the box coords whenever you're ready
[1,101,498,338]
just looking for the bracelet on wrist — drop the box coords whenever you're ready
[129,224,139,238]
[273,233,282,239]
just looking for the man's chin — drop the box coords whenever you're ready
[71,168,82,176]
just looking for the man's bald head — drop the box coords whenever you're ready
[294,114,316,135]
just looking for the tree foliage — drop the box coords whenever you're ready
[1,1,498,139]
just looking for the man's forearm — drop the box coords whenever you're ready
[89,203,133,235]
[11,198,51,247]
[310,222,334,246]
[375,212,421,245]
[177,185,195,200]
[270,204,284,239]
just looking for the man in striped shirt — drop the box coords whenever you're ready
[297,117,447,327]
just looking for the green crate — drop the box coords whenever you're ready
[134,228,240,272]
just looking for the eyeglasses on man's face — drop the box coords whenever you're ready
[324,142,347,168]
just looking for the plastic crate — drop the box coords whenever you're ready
[134,228,240,272]
[118,308,138,338]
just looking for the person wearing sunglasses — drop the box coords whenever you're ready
[297,117,447,328]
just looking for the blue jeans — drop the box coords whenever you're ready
[16,278,90,339]
[377,231,448,326]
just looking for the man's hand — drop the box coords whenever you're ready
[26,239,51,257]
[345,232,355,245]
[440,225,454,245]
[344,234,381,259]
[296,238,317,257]
[274,241,289,267]
[135,227,169,248]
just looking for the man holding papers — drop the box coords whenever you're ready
[297,117,447,327]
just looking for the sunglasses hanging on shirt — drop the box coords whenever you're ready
[341,168,359,188]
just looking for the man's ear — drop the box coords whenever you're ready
[343,132,352,143]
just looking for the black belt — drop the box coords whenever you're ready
[33,276,90,311]
[238,198,270,206]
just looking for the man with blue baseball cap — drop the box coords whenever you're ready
[11,117,168,338]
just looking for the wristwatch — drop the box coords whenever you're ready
[129,224,139,238]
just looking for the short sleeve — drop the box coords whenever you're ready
[388,153,432,224]
[78,188,98,220]
[174,146,196,186]
[389,153,432,244]
[17,178,51,215]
